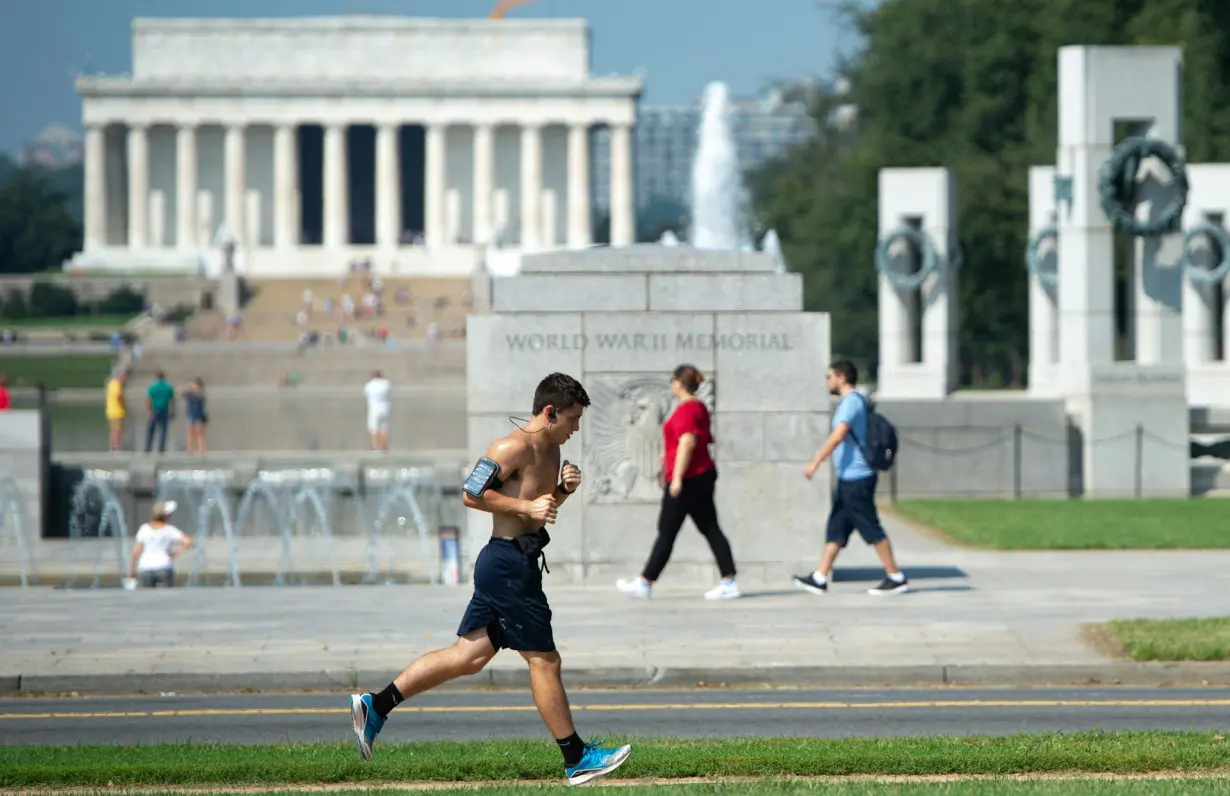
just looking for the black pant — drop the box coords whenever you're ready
[642,468,737,581]
[145,410,169,453]
[138,567,175,587]
[826,475,888,548]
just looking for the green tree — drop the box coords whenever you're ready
[0,166,82,275]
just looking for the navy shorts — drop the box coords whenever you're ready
[457,536,555,653]
[826,474,888,548]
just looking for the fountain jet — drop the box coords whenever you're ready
[690,81,751,251]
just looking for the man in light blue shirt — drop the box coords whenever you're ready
[795,360,908,596]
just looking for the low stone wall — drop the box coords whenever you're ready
[874,394,1072,499]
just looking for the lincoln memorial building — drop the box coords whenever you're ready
[71,16,642,276]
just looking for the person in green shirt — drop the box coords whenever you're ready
[145,371,176,453]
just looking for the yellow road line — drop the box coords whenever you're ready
[2,698,1229,720]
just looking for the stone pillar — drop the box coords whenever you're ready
[376,123,401,248]
[224,124,247,247]
[567,122,592,248]
[876,167,959,399]
[472,124,494,245]
[126,124,149,249]
[323,123,349,247]
[1179,163,1230,407]
[274,124,299,248]
[197,190,213,250]
[1027,166,1060,397]
[446,188,462,244]
[84,125,107,250]
[494,189,510,239]
[245,190,262,249]
[520,124,543,250]
[176,125,198,250]
[609,123,635,246]
[424,123,447,248]
[149,190,166,248]
[1054,45,1188,497]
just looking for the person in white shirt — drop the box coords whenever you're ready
[364,370,392,451]
[127,501,193,588]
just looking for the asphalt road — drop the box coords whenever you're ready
[1,687,1228,746]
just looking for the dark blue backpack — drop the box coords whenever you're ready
[848,392,898,472]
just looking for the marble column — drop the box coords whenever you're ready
[376,123,401,248]
[520,123,542,250]
[126,124,149,249]
[424,123,447,248]
[472,124,494,244]
[273,124,299,248]
[567,122,592,248]
[84,124,107,250]
[224,124,247,247]
[323,123,349,247]
[176,125,198,250]
[609,122,635,246]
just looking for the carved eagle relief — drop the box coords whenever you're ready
[583,375,717,503]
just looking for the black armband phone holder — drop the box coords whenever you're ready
[463,456,504,498]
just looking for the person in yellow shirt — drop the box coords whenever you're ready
[105,370,127,452]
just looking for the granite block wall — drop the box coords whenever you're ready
[467,249,833,587]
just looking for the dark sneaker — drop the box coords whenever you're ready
[792,573,827,595]
[868,575,909,596]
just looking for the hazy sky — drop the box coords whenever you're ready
[0,0,869,156]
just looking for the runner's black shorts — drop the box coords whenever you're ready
[457,535,555,652]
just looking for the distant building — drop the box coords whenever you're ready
[20,124,84,169]
[591,83,821,223]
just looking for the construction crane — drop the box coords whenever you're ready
[490,0,538,19]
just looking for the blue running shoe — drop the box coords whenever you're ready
[349,693,384,761]
[565,738,632,786]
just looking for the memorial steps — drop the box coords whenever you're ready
[196,275,473,343]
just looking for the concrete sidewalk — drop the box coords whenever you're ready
[4,518,1230,694]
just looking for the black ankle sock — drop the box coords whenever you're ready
[370,683,404,718]
[557,732,586,767]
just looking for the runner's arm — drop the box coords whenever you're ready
[462,438,531,518]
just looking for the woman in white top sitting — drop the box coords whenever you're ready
[128,500,193,588]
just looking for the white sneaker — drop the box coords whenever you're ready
[616,577,651,599]
[704,580,741,600]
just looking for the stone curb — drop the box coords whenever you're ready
[7,663,1230,696]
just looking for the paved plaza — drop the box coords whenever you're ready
[4,517,1230,694]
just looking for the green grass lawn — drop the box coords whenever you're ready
[889,499,1230,549]
[0,354,115,390]
[1,314,135,329]
[1101,618,1230,661]
[0,733,1224,788]
[104,781,1230,795]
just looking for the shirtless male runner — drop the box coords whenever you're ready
[349,373,632,786]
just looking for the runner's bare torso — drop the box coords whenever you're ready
[464,405,584,539]
[486,431,563,539]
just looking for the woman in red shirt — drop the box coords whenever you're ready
[616,365,740,600]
